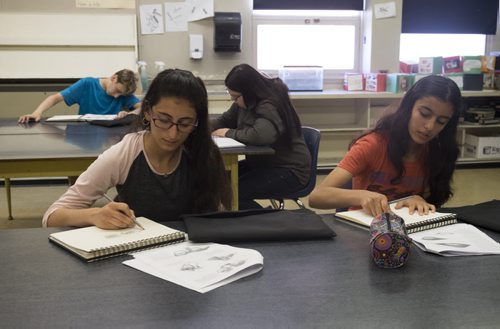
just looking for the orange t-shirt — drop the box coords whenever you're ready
[338,132,427,202]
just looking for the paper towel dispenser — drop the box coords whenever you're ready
[214,12,241,52]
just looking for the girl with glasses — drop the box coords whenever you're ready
[43,69,231,229]
[212,63,311,210]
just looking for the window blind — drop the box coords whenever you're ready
[253,0,364,11]
[402,0,498,34]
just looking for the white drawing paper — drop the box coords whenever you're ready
[164,2,188,32]
[140,4,164,34]
[186,0,214,22]
[123,241,263,293]
[374,2,396,19]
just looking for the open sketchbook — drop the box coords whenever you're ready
[46,114,118,122]
[212,136,245,148]
[335,203,458,234]
[123,241,263,293]
[49,217,186,262]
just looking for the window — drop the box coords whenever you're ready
[399,34,486,62]
[252,10,361,78]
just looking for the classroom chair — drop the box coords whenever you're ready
[270,126,321,209]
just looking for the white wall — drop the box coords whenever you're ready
[1,0,499,81]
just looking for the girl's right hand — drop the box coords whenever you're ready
[91,202,136,230]
[358,191,390,217]
[18,114,41,123]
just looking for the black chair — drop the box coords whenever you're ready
[270,126,321,209]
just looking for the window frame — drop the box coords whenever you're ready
[252,10,363,81]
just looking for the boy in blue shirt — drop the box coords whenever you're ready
[18,69,141,123]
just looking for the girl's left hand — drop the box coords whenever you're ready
[212,128,230,137]
[394,195,436,215]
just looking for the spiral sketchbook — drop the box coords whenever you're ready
[46,114,118,122]
[49,217,186,262]
[335,203,457,234]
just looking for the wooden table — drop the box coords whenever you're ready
[0,119,273,219]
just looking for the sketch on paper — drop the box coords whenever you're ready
[209,253,235,261]
[165,2,188,32]
[186,0,214,22]
[218,260,246,273]
[181,263,202,271]
[174,245,210,256]
[140,4,164,35]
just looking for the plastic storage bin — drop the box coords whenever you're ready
[279,66,323,91]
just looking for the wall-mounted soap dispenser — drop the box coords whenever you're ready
[189,34,203,59]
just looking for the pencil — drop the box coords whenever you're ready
[102,194,145,230]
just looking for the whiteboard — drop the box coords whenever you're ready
[0,12,137,78]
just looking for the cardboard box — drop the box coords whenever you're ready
[364,73,387,92]
[481,56,496,73]
[279,66,323,91]
[445,73,464,90]
[463,73,484,91]
[413,74,429,84]
[465,133,500,159]
[400,61,418,73]
[343,73,364,91]
[483,72,496,90]
[418,57,443,74]
[462,56,482,74]
[386,74,415,93]
[443,56,462,73]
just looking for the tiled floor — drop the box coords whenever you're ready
[1,167,500,229]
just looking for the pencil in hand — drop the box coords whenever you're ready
[102,194,145,230]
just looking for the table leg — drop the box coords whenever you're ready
[222,154,239,210]
[5,178,13,220]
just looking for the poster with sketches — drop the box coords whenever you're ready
[140,4,164,34]
[165,2,188,32]
[186,0,214,22]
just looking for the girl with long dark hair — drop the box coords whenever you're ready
[212,64,311,209]
[309,75,462,217]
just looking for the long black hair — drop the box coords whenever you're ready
[139,69,232,212]
[351,75,462,207]
[224,64,302,146]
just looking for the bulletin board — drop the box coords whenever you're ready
[0,12,138,79]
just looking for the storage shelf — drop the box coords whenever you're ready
[458,157,500,164]
[208,89,500,167]
[460,123,500,129]
[287,90,500,168]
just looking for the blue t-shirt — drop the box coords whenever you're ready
[60,77,140,115]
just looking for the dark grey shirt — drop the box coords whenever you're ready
[116,151,191,221]
[212,100,311,186]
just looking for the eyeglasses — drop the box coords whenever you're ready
[151,115,198,133]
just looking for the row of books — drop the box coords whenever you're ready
[344,72,488,93]
[400,55,497,75]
